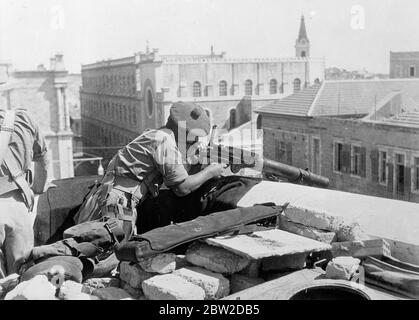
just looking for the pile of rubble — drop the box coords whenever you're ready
[0,207,390,300]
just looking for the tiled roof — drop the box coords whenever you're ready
[378,110,419,129]
[310,79,419,116]
[256,84,321,116]
[257,79,419,118]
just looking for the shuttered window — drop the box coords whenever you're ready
[379,151,387,184]
[414,157,419,192]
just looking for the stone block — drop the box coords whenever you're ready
[230,274,264,294]
[83,277,120,294]
[142,274,206,300]
[279,219,337,244]
[185,242,250,274]
[175,255,192,270]
[5,275,56,300]
[58,280,85,300]
[261,253,307,272]
[120,280,144,300]
[238,260,260,278]
[174,267,229,300]
[325,256,361,281]
[119,261,154,289]
[138,253,176,274]
[93,287,134,300]
[0,274,19,298]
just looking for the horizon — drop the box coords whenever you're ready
[1,0,419,74]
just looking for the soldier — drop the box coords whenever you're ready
[72,101,224,241]
[0,108,51,278]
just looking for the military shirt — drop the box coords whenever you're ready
[113,128,189,190]
[0,108,48,177]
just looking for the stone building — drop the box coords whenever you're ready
[390,51,419,78]
[80,16,325,164]
[257,79,419,203]
[0,54,74,179]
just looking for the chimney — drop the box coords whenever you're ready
[50,53,65,71]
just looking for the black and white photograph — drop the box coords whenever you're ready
[0,0,418,305]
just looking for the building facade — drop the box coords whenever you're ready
[390,51,419,78]
[0,54,74,179]
[80,16,325,164]
[257,79,419,203]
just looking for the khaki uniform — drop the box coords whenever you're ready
[74,128,189,239]
[0,109,48,277]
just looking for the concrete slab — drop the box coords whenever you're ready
[237,181,419,263]
[204,229,331,260]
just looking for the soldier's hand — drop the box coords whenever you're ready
[207,163,225,178]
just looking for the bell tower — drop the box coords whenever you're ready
[295,15,310,58]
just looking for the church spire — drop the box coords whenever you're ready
[295,15,310,58]
[298,15,308,41]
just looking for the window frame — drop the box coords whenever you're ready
[378,148,388,186]
[219,80,228,96]
[412,154,419,194]
[311,136,321,175]
[245,80,253,96]
[350,142,362,178]
[269,79,278,95]
[333,138,344,174]
[193,81,202,97]
[410,65,416,77]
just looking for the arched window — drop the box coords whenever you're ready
[219,81,228,96]
[257,115,262,130]
[193,81,202,97]
[269,79,278,94]
[146,89,154,117]
[229,109,237,129]
[314,78,321,85]
[245,80,253,96]
[301,51,306,58]
[293,78,301,92]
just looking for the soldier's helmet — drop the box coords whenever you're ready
[169,101,210,137]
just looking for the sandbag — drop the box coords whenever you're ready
[116,204,287,263]
[363,256,419,299]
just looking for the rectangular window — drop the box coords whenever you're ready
[334,142,344,172]
[414,157,419,192]
[351,145,362,176]
[410,66,416,77]
[379,151,387,184]
[275,141,286,162]
[312,138,321,175]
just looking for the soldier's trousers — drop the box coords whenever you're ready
[0,191,33,278]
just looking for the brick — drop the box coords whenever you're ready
[230,274,264,294]
[279,219,337,244]
[138,253,176,274]
[119,261,154,289]
[82,277,120,294]
[4,275,57,300]
[326,257,361,281]
[142,274,206,300]
[174,267,230,300]
[93,287,134,300]
[185,242,250,274]
[261,253,307,272]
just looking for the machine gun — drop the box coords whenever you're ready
[195,126,330,188]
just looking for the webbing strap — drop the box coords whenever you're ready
[0,110,15,165]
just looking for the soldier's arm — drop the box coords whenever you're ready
[170,163,223,197]
[32,155,49,194]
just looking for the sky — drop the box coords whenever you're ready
[0,0,419,74]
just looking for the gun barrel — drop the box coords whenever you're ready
[262,158,329,188]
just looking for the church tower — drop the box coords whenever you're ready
[295,15,310,58]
